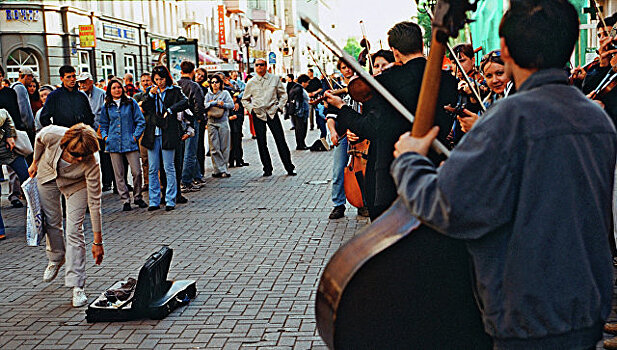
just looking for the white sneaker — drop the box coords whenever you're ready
[72,287,88,307]
[42,258,65,283]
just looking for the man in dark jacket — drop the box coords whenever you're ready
[288,74,310,150]
[177,61,205,192]
[325,21,457,220]
[40,65,95,128]
[392,0,615,347]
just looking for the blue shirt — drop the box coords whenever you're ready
[150,87,169,136]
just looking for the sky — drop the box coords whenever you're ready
[320,0,418,48]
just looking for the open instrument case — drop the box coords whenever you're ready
[86,246,197,322]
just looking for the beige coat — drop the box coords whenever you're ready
[34,125,102,232]
[241,73,287,121]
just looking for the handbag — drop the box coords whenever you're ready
[207,106,225,119]
[14,129,33,156]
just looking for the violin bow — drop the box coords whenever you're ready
[591,0,609,34]
[423,3,486,112]
[307,46,335,90]
[360,20,375,74]
[301,16,451,157]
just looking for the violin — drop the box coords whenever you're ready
[346,62,403,103]
[589,64,617,100]
[569,58,600,85]
[309,87,347,105]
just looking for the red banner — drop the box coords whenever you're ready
[218,5,226,46]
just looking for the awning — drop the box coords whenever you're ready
[199,51,224,65]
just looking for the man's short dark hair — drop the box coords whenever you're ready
[180,61,195,74]
[452,44,474,60]
[387,21,423,55]
[287,73,295,80]
[297,74,310,84]
[308,68,314,73]
[599,13,617,30]
[59,65,76,78]
[372,50,395,64]
[499,0,579,69]
[140,72,151,78]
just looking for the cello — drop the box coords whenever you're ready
[304,1,492,348]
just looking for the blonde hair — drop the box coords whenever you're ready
[60,123,99,157]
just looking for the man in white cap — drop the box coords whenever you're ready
[77,72,104,130]
[7,67,35,208]
[242,58,296,176]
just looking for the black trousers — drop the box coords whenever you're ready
[99,139,115,187]
[291,115,307,149]
[229,132,244,166]
[253,113,294,173]
[197,120,206,176]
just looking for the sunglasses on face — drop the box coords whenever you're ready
[255,63,266,67]
[210,80,220,84]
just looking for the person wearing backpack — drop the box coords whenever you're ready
[99,78,147,211]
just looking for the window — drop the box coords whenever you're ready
[6,48,39,82]
[124,55,136,77]
[101,53,114,80]
[77,50,90,73]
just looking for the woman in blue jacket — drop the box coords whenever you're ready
[100,78,147,211]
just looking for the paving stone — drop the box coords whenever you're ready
[0,126,366,348]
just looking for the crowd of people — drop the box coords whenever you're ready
[2,0,617,348]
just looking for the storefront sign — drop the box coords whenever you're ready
[102,23,136,42]
[151,39,166,53]
[78,25,96,48]
[217,5,226,46]
[5,9,40,22]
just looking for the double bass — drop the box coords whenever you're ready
[303,1,492,348]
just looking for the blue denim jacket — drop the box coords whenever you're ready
[100,99,146,153]
[391,69,616,348]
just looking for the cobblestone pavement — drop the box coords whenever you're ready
[0,124,370,349]
[1,123,616,349]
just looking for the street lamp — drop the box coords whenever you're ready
[278,33,296,74]
[235,18,260,74]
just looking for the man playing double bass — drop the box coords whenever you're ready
[392,0,615,348]
[325,21,457,220]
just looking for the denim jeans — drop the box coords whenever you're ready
[182,120,200,184]
[331,137,349,207]
[147,136,176,207]
[0,156,30,235]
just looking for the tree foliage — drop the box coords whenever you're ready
[343,37,362,60]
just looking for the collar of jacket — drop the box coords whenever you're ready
[517,68,569,93]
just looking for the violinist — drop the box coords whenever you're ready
[326,60,364,219]
[306,69,323,131]
[392,0,614,347]
[446,44,487,148]
[582,13,617,125]
[444,49,513,135]
[325,21,457,220]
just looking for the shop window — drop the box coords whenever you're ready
[124,55,136,77]
[6,48,39,82]
[102,53,115,80]
[77,50,90,73]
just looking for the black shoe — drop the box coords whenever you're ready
[165,206,175,211]
[122,203,132,211]
[329,205,345,219]
[112,187,118,194]
[220,173,231,178]
[147,206,160,211]
[251,136,257,139]
[287,170,297,176]
[229,163,236,168]
[102,185,112,192]
[290,127,295,130]
[134,199,148,208]
[357,206,370,217]
[263,171,272,177]
[11,199,23,208]
[176,196,188,204]
[212,173,223,178]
